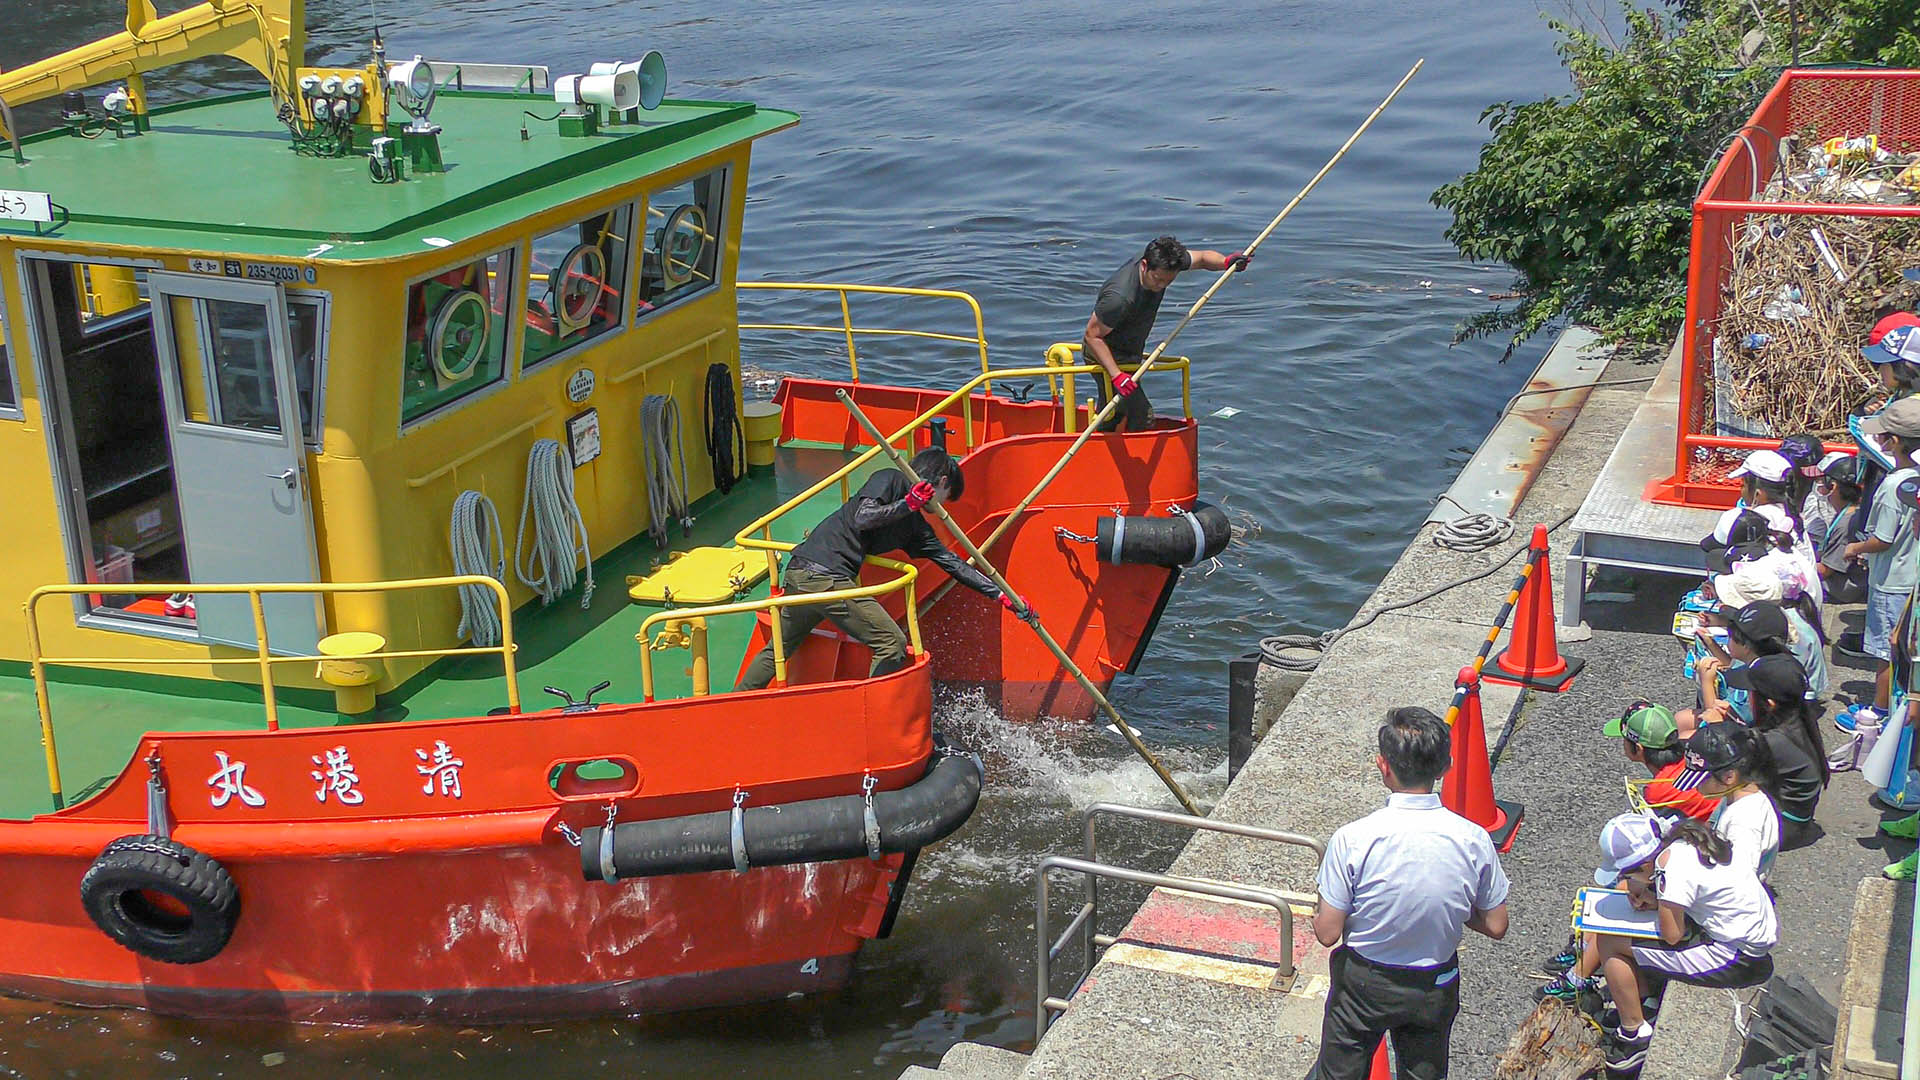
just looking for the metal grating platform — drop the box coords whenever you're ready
[1564,341,1720,626]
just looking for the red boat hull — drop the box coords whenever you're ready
[0,661,932,1021]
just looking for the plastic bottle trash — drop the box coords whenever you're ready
[1744,333,1771,349]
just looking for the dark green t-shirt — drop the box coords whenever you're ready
[1092,257,1165,359]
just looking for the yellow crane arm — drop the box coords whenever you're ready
[0,0,305,138]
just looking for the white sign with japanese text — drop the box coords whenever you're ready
[0,189,53,225]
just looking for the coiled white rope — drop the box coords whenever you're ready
[449,489,506,646]
[641,394,692,550]
[514,438,594,608]
[1432,493,1517,553]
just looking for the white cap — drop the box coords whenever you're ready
[1713,562,1785,609]
[1595,812,1667,886]
[1729,449,1792,484]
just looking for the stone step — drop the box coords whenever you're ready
[937,1042,1030,1079]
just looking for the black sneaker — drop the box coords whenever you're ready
[1535,972,1591,1003]
[1541,943,1579,975]
[1837,631,1871,659]
[1606,1025,1653,1073]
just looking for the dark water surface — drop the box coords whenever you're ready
[0,2,1573,1076]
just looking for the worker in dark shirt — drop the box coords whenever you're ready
[1082,235,1250,432]
[736,448,1033,691]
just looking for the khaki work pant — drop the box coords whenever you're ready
[735,565,909,691]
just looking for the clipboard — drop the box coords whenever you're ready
[1572,887,1661,939]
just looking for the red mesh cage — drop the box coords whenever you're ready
[1657,69,1920,508]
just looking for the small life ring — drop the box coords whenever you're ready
[427,287,490,386]
[659,203,708,288]
[79,834,240,965]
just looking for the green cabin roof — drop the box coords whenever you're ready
[0,91,797,262]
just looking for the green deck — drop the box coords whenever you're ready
[0,444,880,821]
[0,91,797,260]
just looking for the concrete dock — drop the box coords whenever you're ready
[911,331,1915,1080]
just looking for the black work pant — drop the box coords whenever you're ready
[1093,357,1155,433]
[1307,946,1461,1080]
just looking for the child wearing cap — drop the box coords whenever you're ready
[1777,434,1828,538]
[1727,654,1829,848]
[1704,570,1829,704]
[1610,703,1717,824]
[1848,314,1920,546]
[1817,454,1868,606]
[1838,397,1920,733]
[1675,723,1781,881]
[1576,812,1778,1074]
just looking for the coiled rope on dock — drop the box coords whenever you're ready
[1261,507,1579,673]
[449,490,506,647]
[514,438,595,608]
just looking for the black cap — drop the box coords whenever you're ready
[1823,454,1860,485]
[1728,600,1789,644]
[1721,651,1810,702]
[1778,434,1822,470]
[1675,722,1759,789]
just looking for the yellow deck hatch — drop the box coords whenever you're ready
[626,546,769,605]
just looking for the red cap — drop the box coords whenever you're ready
[1870,312,1920,345]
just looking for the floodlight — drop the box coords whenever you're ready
[388,56,438,131]
[320,74,343,96]
[102,88,131,116]
[299,73,322,97]
[344,76,365,99]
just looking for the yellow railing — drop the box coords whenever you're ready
[738,281,993,391]
[1042,342,1194,434]
[635,556,922,698]
[24,575,519,811]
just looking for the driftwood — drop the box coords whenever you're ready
[1491,999,1606,1080]
[1715,213,1920,435]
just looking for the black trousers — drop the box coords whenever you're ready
[1093,357,1155,432]
[1307,946,1461,1080]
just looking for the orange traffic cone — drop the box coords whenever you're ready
[1484,524,1584,692]
[1368,1036,1392,1080]
[1442,666,1523,853]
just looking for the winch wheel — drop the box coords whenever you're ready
[80,834,240,965]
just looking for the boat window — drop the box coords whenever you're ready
[77,266,151,337]
[287,295,326,448]
[401,248,514,426]
[0,283,14,414]
[638,168,724,315]
[522,203,633,371]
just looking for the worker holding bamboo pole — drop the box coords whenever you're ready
[1082,236,1250,432]
[734,448,1034,692]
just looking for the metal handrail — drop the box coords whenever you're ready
[25,575,520,811]
[1033,803,1325,1043]
[1042,342,1194,434]
[738,281,994,390]
[634,556,920,698]
[1035,855,1295,1044]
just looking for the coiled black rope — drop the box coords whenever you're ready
[704,362,746,494]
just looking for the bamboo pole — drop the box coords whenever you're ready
[835,389,1201,815]
[960,59,1425,570]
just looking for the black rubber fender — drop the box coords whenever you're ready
[1095,502,1231,567]
[80,834,240,964]
[582,751,984,881]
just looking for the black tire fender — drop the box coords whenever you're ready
[79,834,240,965]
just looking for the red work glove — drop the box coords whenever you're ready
[1000,592,1038,625]
[1224,251,1252,272]
[1112,371,1139,398]
[904,481,936,511]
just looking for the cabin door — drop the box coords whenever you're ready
[148,272,323,654]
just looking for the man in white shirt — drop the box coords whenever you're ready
[1308,707,1512,1080]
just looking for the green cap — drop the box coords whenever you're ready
[1604,703,1679,749]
